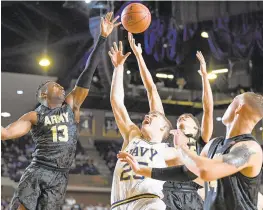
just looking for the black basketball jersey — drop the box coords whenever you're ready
[204,134,261,210]
[30,103,78,169]
[163,136,204,209]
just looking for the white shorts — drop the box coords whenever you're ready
[112,197,166,210]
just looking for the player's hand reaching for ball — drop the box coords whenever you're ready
[196,51,207,76]
[100,12,121,38]
[108,41,131,67]
[117,151,142,174]
[128,32,142,56]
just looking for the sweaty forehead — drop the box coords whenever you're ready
[46,82,58,88]
[148,111,163,117]
[178,114,192,121]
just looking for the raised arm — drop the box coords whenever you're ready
[65,12,121,122]
[118,131,262,183]
[128,32,164,114]
[175,133,262,181]
[109,41,141,150]
[197,51,213,143]
[1,111,37,140]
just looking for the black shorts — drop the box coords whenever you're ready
[163,189,203,210]
[10,163,69,210]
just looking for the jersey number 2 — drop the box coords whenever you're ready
[51,125,68,142]
[120,162,148,181]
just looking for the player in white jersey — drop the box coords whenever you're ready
[108,37,173,209]
[111,138,167,209]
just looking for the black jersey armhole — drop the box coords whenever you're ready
[32,105,42,127]
[63,102,75,118]
[207,137,225,158]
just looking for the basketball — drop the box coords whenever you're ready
[121,3,151,34]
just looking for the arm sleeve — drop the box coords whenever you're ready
[151,165,198,182]
[76,35,106,89]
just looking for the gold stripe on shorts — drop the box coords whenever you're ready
[111,193,159,209]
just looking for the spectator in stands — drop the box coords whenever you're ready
[95,140,122,173]
[2,134,100,181]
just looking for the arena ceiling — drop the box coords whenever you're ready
[2,1,263,116]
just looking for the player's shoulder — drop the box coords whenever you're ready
[21,111,38,125]
[231,139,262,154]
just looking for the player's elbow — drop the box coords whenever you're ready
[148,84,157,93]
[203,109,213,119]
[199,168,215,181]
[194,162,214,181]
[110,95,119,106]
[1,129,10,141]
[1,135,8,141]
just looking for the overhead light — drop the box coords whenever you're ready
[260,127,263,131]
[198,68,228,75]
[156,73,174,79]
[216,117,222,121]
[201,31,209,38]
[1,112,11,118]
[85,0,91,3]
[39,58,50,67]
[127,70,131,75]
[212,68,228,74]
[207,73,217,80]
[17,90,24,95]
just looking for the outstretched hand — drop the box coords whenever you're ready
[196,51,207,76]
[100,12,121,38]
[108,41,131,67]
[170,129,189,148]
[117,151,141,173]
[128,32,142,56]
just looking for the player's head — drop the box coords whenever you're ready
[222,92,263,125]
[36,81,65,105]
[141,111,173,142]
[177,113,201,140]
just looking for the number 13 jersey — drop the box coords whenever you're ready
[31,104,78,169]
[111,138,167,204]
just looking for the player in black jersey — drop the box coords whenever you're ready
[119,92,263,210]
[1,12,120,210]
[162,51,213,210]
[127,33,214,210]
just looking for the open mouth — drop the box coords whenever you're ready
[143,118,151,125]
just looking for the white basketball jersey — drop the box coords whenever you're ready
[111,138,167,205]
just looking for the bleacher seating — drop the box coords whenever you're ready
[1,135,100,183]
[94,140,122,173]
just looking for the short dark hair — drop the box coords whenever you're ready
[36,80,52,103]
[177,113,201,140]
[243,92,263,117]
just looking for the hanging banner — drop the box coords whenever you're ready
[79,110,95,136]
[102,112,145,138]
[103,112,121,138]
